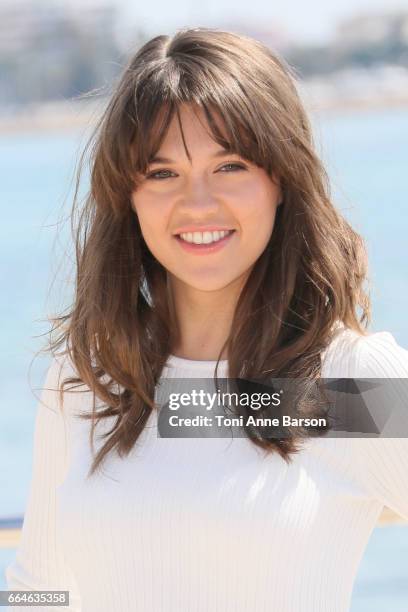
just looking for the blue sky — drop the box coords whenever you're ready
[98,0,408,45]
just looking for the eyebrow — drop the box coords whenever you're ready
[148,147,234,165]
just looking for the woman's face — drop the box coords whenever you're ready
[131,104,282,293]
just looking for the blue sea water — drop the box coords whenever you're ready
[0,107,407,608]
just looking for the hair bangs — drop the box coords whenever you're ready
[128,58,280,182]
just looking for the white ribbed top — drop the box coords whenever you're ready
[6,324,408,612]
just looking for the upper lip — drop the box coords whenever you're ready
[173,226,235,235]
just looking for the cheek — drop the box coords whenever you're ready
[235,183,279,239]
[132,194,168,237]
[131,195,178,269]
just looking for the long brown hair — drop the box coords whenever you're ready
[44,28,370,477]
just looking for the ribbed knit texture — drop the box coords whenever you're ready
[6,324,408,611]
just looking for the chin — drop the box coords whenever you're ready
[180,274,247,293]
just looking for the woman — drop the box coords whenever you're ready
[6,28,408,612]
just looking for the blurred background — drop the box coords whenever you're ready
[0,0,407,609]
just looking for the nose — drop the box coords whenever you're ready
[178,175,220,216]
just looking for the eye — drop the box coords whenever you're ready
[217,163,247,173]
[146,169,177,180]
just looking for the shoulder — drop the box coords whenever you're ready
[41,349,78,397]
[40,349,95,421]
[318,324,408,520]
[36,351,100,458]
[321,322,408,378]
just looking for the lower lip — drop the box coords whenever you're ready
[174,231,235,255]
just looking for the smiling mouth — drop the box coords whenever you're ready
[175,229,235,245]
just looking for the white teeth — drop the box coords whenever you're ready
[179,230,231,245]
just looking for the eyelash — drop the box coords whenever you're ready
[146,163,247,180]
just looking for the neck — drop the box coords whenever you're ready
[168,274,246,361]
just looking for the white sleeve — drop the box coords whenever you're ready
[350,331,408,521]
[5,356,82,611]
